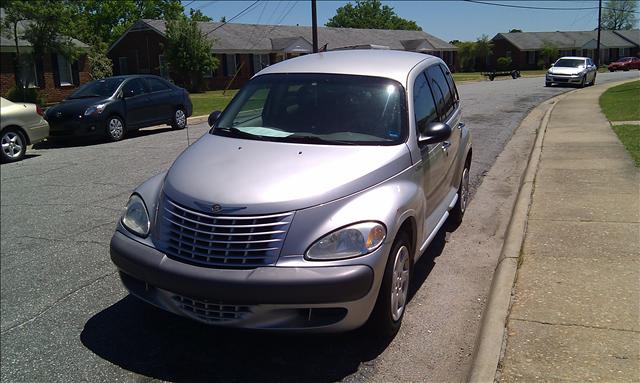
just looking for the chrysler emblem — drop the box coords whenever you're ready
[211,204,222,213]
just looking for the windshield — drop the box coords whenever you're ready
[212,73,406,145]
[554,59,586,68]
[68,78,125,99]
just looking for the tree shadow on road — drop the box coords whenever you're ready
[33,127,175,149]
[80,229,447,382]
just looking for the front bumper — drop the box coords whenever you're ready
[110,231,379,331]
[546,73,585,84]
[45,115,105,138]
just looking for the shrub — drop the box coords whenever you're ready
[5,86,45,106]
[497,56,512,70]
[88,45,113,80]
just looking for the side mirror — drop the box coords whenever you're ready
[418,122,452,145]
[208,110,222,127]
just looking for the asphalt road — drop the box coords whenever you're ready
[1,71,637,383]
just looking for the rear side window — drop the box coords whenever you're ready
[427,65,455,120]
[146,78,171,92]
[440,64,459,102]
[122,79,147,97]
[413,72,438,133]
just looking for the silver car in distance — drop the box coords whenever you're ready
[545,56,597,87]
[110,50,472,335]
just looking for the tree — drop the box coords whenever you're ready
[602,0,638,30]
[88,43,113,80]
[67,0,184,47]
[189,8,212,22]
[539,40,559,68]
[474,34,493,71]
[220,16,227,22]
[508,28,523,33]
[454,41,477,72]
[326,0,421,30]
[164,15,218,92]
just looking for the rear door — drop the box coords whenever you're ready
[145,77,174,123]
[122,78,151,128]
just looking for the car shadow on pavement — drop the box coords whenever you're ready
[33,127,175,149]
[80,230,446,382]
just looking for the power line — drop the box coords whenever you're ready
[464,0,640,13]
[205,0,262,36]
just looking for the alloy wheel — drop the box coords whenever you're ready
[108,118,124,140]
[175,109,186,128]
[1,131,24,160]
[390,245,410,322]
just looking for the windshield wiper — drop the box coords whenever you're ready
[214,127,268,140]
[286,135,357,145]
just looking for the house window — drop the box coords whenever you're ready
[119,57,128,75]
[57,54,73,86]
[252,54,270,74]
[527,51,536,65]
[18,58,38,88]
[621,47,630,57]
[506,50,512,58]
[224,54,237,76]
[158,55,168,78]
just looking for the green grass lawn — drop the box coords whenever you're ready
[611,124,640,166]
[452,69,547,83]
[189,89,239,117]
[599,80,640,121]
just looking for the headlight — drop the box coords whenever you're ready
[84,103,107,116]
[121,194,150,237]
[306,222,386,261]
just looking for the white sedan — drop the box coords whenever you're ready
[0,97,49,162]
[545,56,598,87]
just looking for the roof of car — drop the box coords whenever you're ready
[557,56,589,60]
[256,50,440,86]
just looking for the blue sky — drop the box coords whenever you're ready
[180,1,619,42]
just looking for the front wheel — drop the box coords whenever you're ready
[367,232,412,339]
[106,116,125,142]
[545,81,552,87]
[171,107,187,130]
[1,129,26,162]
[589,73,596,86]
[579,75,586,88]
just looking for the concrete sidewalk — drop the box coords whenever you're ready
[497,84,640,382]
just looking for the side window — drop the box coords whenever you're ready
[122,79,147,97]
[146,78,171,93]
[413,72,438,135]
[440,64,459,102]
[427,65,454,120]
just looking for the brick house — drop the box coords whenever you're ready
[0,9,90,103]
[108,19,458,91]
[491,29,640,70]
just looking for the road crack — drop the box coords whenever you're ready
[511,317,639,334]
[1,271,118,335]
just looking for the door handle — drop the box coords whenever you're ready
[458,122,465,130]
[442,140,451,150]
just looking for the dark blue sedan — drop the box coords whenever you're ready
[45,75,193,141]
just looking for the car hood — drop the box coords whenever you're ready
[162,134,412,215]
[548,66,585,75]
[45,97,107,119]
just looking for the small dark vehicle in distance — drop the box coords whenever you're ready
[45,75,192,141]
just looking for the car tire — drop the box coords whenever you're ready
[1,128,27,163]
[367,231,412,339]
[171,107,187,130]
[449,160,470,226]
[105,115,125,142]
[589,74,596,86]
[545,81,551,87]
[609,69,614,72]
[579,75,586,88]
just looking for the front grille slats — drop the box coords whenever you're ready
[173,295,252,323]
[158,196,293,268]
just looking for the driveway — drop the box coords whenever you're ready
[1,71,637,382]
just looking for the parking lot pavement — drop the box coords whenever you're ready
[1,71,637,382]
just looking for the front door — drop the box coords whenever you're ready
[122,78,151,128]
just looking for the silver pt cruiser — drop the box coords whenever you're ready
[110,50,472,335]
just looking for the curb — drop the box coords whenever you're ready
[465,90,573,383]
[187,114,209,126]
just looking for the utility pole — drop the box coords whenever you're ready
[596,0,602,66]
[311,0,318,53]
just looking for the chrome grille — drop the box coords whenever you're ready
[158,197,293,268]
[172,295,252,323]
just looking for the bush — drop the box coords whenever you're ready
[5,86,45,106]
[88,46,113,80]
[497,56,512,70]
